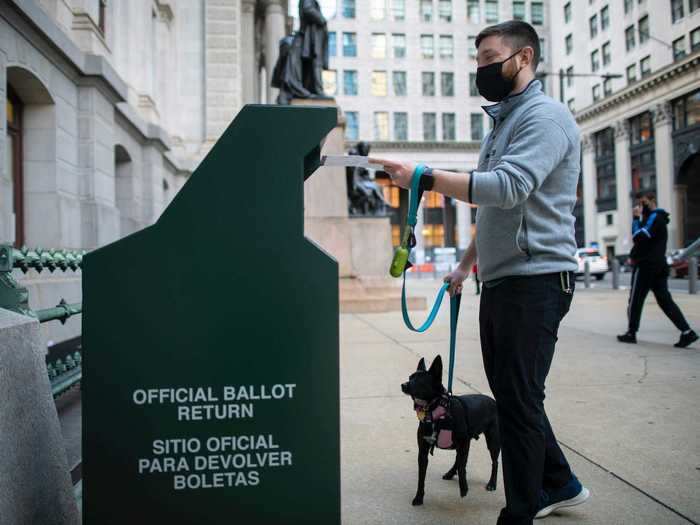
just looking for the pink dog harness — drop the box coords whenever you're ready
[415,396,455,450]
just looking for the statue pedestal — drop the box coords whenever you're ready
[292,98,426,313]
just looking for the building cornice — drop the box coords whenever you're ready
[1,0,128,104]
[345,140,482,152]
[575,52,700,124]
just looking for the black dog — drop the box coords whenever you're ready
[401,355,500,506]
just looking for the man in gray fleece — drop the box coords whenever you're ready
[372,21,589,525]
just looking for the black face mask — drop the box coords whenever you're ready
[476,49,524,102]
[642,203,651,215]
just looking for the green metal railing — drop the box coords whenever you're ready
[0,245,84,323]
[1,244,85,397]
[48,350,83,398]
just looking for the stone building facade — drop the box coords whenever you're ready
[551,0,700,257]
[1,0,286,346]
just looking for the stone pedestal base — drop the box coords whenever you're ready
[293,97,427,312]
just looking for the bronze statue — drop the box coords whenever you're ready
[346,142,389,216]
[271,0,330,104]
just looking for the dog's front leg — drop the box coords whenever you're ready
[456,440,470,498]
[413,435,430,506]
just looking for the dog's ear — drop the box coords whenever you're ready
[417,357,426,372]
[429,355,443,382]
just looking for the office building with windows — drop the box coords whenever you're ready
[318,0,551,258]
[551,0,700,257]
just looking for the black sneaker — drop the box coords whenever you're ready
[675,330,699,348]
[617,332,637,344]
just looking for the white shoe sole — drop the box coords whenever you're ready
[535,487,590,519]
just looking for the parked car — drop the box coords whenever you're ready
[668,239,700,278]
[575,248,608,280]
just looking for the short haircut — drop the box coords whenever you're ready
[636,191,656,201]
[475,21,541,70]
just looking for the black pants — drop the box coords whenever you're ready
[627,265,690,334]
[480,273,574,525]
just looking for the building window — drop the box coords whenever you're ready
[692,0,700,12]
[371,33,387,58]
[422,72,435,95]
[595,127,617,210]
[439,35,454,58]
[640,55,651,77]
[392,33,406,58]
[421,35,434,58]
[469,72,479,96]
[322,70,337,95]
[606,213,613,226]
[374,112,390,140]
[531,2,543,24]
[540,38,546,63]
[671,0,684,23]
[393,71,407,95]
[591,49,600,72]
[567,98,575,112]
[692,27,700,52]
[344,70,358,95]
[5,88,24,246]
[392,0,405,19]
[671,89,700,131]
[345,111,359,140]
[468,35,477,57]
[442,113,456,140]
[372,71,388,96]
[629,112,656,195]
[423,113,437,141]
[328,32,337,56]
[600,5,609,30]
[513,1,526,20]
[342,0,355,18]
[485,0,498,23]
[566,66,574,87]
[638,15,649,44]
[371,0,386,19]
[467,0,480,23]
[564,2,571,23]
[602,41,611,66]
[629,111,654,145]
[590,14,598,38]
[439,0,452,21]
[394,112,408,140]
[441,72,454,96]
[626,63,637,84]
[593,84,601,101]
[565,34,573,54]
[98,0,107,34]
[343,32,357,56]
[625,25,636,51]
[420,0,433,21]
[673,36,687,61]
[603,77,612,96]
[624,0,633,14]
[471,113,483,140]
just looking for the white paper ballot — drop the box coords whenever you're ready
[321,155,384,170]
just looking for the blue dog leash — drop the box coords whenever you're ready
[390,164,462,393]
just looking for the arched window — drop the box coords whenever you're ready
[4,87,24,246]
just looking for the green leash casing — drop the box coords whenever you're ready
[390,247,409,278]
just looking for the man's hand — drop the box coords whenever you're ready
[632,204,642,219]
[368,157,416,189]
[443,267,469,297]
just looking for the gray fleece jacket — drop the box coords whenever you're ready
[471,79,580,282]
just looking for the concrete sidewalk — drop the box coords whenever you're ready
[340,281,700,525]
